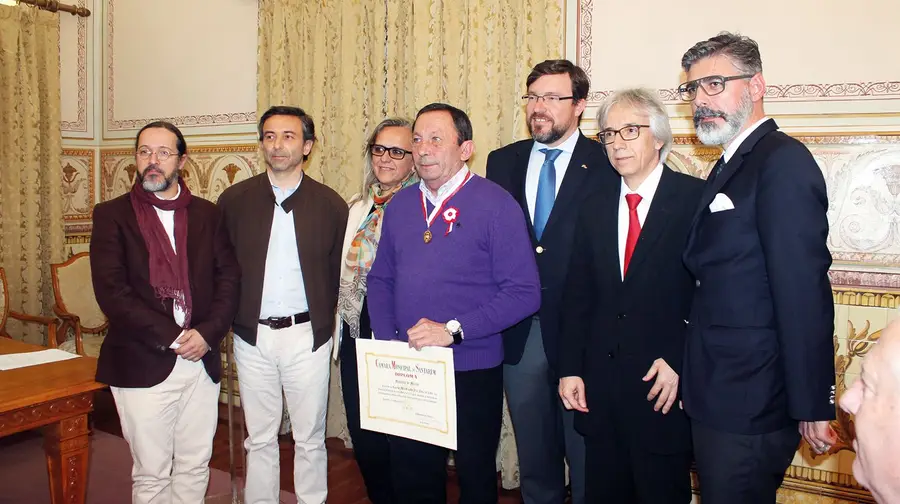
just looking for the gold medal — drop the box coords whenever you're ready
[424,230,433,243]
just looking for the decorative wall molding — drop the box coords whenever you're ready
[662,133,900,270]
[780,469,873,503]
[577,0,900,105]
[100,144,260,203]
[672,134,900,146]
[833,287,899,308]
[60,0,88,133]
[105,0,255,131]
[830,271,900,290]
[61,148,95,221]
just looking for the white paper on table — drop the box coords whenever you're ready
[0,348,80,371]
[356,338,457,450]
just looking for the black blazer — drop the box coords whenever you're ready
[559,166,703,453]
[682,119,836,435]
[91,193,241,388]
[486,132,616,372]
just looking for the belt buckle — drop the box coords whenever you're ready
[266,316,291,330]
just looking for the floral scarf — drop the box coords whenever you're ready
[337,173,418,339]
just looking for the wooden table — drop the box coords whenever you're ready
[0,338,106,504]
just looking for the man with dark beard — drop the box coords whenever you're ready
[91,121,240,503]
[486,60,616,504]
[678,32,836,504]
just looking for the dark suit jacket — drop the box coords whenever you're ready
[682,119,836,435]
[486,132,617,372]
[217,173,348,350]
[91,192,241,388]
[559,166,703,453]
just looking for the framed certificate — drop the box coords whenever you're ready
[356,338,458,450]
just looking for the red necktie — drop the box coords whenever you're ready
[623,193,643,275]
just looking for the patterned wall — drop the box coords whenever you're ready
[99,145,260,203]
[668,134,900,274]
[61,149,96,255]
[61,145,261,254]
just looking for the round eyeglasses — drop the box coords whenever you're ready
[136,147,180,162]
[370,144,413,160]
[597,125,650,145]
[677,74,755,101]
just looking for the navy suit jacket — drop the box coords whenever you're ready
[681,119,836,435]
[486,132,617,373]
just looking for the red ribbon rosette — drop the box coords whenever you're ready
[443,207,459,235]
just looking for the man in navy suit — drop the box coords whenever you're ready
[678,32,837,504]
[486,60,616,504]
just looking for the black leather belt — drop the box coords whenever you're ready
[258,312,310,330]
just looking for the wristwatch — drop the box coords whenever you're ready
[446,319,463,345]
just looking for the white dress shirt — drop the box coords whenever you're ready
[525,129,580,221]
[259,173,309,319]
[151,185,189,349]
[723,116,770,163]
[419,164,471,212]
[152,184,186,330]
[617,162,664,280]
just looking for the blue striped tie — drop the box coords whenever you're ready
[534,148,561,240]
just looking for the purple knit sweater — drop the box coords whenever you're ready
[366,175,541,371]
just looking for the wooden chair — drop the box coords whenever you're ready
[50,253,108,356]
[0,267,60,344]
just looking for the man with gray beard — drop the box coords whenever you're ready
[678,32,836,504]
[91,121,240,503]
[486,59,616,504]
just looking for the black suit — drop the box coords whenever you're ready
[486,132,616,504]
[682,119,836,503]
[560,166,702,504]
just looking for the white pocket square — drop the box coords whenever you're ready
[708,193,735,213]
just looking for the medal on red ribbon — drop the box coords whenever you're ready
[421,172,472,244]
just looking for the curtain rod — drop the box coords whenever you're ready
[14,0,91,17]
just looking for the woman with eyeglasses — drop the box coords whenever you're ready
[334,117,417,504]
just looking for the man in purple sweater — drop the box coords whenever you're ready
[367,103,541,504]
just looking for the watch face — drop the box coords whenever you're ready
[447,320,461,333]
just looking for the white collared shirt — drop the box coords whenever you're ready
[152,184,186,329]
[525,129,580,221]
[723,116,770,163]
[419,164,471,209]
[260,171,308,319]
[617,162,664,280]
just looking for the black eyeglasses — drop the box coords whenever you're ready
[370,144,413,160]
[521,94,575,104]
[677,74,755,101]
[597,125,650,145]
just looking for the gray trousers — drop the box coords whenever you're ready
[504,318,586,504]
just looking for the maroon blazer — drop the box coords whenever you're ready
[90,192,241,388]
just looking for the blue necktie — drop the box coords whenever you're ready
[534,148,561,240]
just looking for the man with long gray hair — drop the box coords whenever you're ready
[559,88,702,503]
[678,32,836,503]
